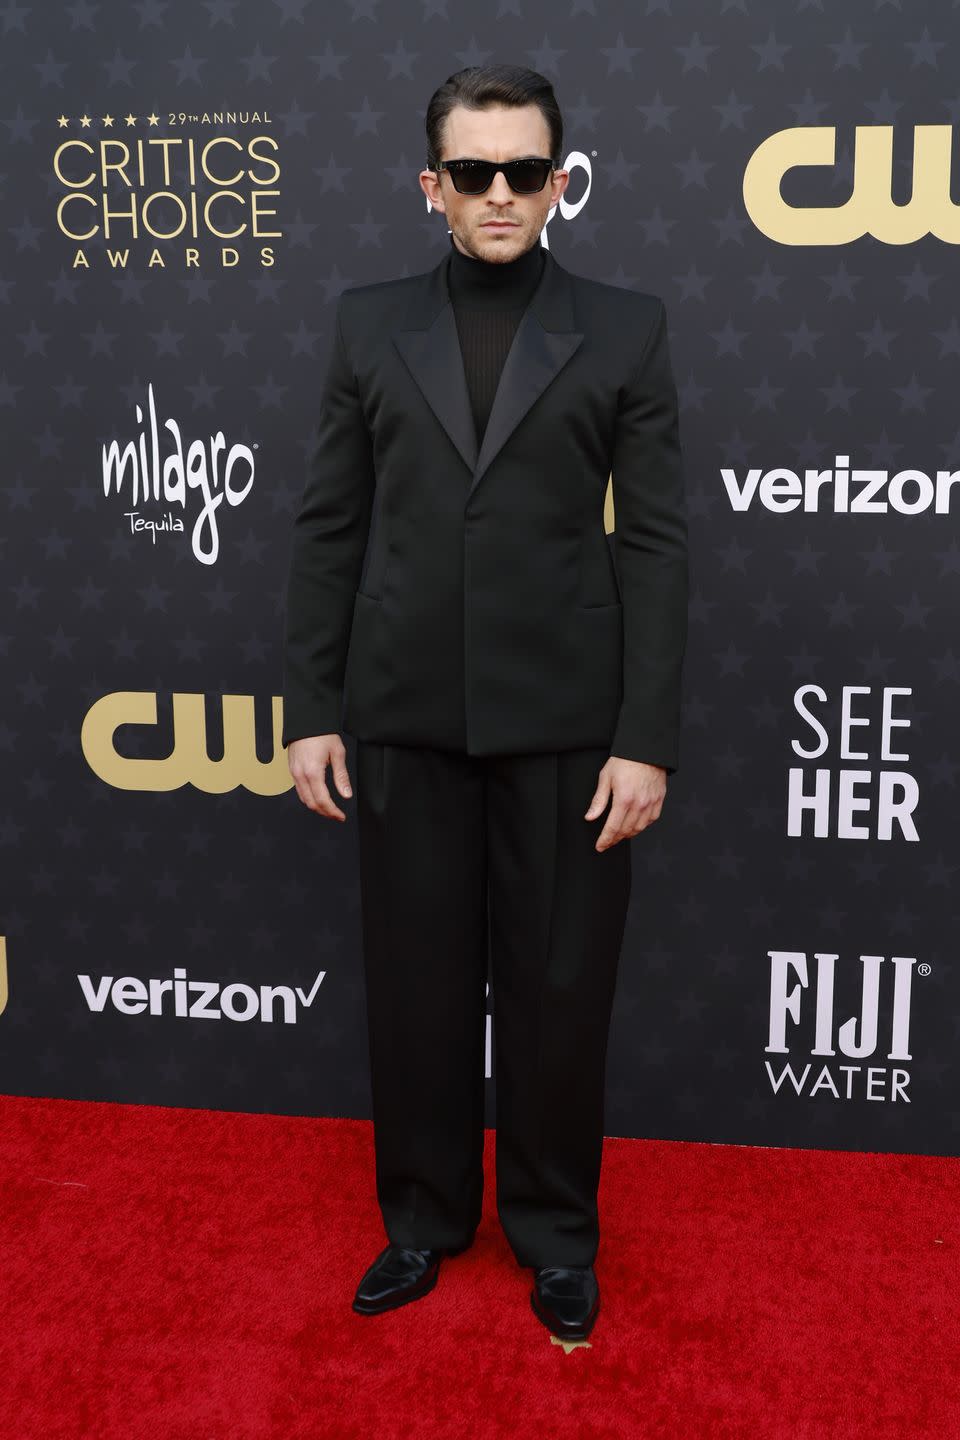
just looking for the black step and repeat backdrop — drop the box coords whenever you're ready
[2,2,956,1156]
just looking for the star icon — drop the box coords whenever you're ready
[57,114,69,127]
[549,1333,592,1354]
[103,114,115,126]
[146,111,160,125]
[124,113,137,125]
[79,113,92,127]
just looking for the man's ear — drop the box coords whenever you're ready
[419,170,444,212]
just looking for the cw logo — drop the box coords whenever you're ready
[743,125,960,245]
[81,691,293,795]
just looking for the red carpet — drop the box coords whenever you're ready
[1,1094,955,1440]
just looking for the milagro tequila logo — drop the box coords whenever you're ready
[101,382,256,563]
[765,950,928,1103]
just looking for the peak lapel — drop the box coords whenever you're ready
[393,296,479,476]
[392,243,583,498]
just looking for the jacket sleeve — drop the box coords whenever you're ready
[281,295,375,747]
[608,298,689,773]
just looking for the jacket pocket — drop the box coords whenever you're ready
[358,518,390,600]
[577,532,621,608]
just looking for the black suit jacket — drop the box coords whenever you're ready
[281,242,688,771]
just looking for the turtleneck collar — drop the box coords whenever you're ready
[446,230,545,307]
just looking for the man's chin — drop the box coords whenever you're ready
[474,229,524,256]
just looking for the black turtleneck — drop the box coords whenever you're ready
[446,231,545,448]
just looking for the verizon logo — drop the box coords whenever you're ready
[77,966,325,1024]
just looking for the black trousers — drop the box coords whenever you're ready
[355,740,632,1268]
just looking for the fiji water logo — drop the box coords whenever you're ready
[764,950,929,1103]
[100,382,256,564]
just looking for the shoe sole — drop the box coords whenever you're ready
[530,1286,600,1340]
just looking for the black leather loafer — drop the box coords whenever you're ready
[530,1264,600,1340]
[352,1241,468,1315]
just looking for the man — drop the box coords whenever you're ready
[282,64,687,1342]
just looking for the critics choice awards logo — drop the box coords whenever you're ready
[52,108,280,269]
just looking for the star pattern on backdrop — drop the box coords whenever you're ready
[0,0,954,1154]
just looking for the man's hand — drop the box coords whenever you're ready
[585,756,667,851]
[287,734,353,821]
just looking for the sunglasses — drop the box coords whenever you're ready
[433,157,555,195]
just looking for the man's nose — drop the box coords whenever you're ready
[486,170,515,202]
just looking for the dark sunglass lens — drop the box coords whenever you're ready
[509,160,551,193]
[452,162,495,194]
